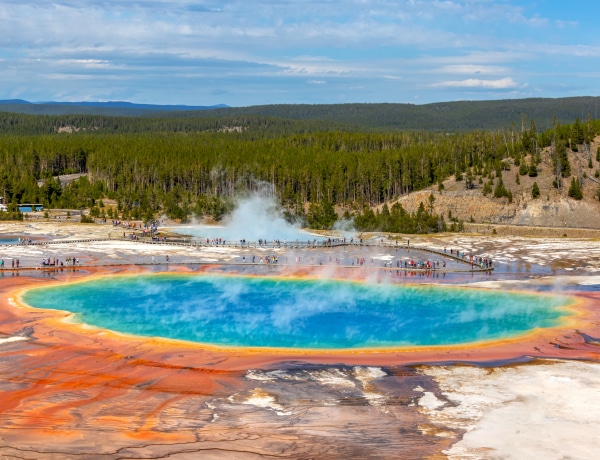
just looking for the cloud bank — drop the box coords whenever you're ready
[1,1,598,105]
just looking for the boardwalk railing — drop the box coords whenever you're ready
[4,235,493,271]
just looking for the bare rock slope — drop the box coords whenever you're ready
[392,136,600,232]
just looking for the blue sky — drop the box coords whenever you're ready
[1,0,599,106]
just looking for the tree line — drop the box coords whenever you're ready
[0,111,358,136]
[1,115,599,233]
[3,96,600,131]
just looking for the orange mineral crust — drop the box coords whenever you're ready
[1,267,599,458]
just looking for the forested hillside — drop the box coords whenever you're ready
[2,96,599,131]
[1,112,598,233]
[0,112,355,136]
[185,97,600,131]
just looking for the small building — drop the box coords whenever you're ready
[18,204,43,212]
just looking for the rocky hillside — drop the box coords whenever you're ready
[390,136,600,231]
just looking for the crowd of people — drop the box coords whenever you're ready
[236,252,491,272]
[0,258,19,268]
[0,232,493,272]
[39,257,79,267]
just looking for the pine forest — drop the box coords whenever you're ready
[0,110,598,234]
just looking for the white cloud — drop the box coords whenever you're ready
[291,55,336,63]
[529,44,600,58]
[53,59,111,69]
[0,1,596,105]
[46,73,98,80]
[436,65,511,75]
[433,77,519,89]
[555,20,579,29]
[423,51,532,66]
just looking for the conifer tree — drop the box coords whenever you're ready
[568,177,583,200]
[572,117,585,146]
[528,163,538,177]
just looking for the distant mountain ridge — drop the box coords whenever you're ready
[0,99,228,116]
[0,99,31,105]
[195,97,600,131]
[1,96,599,131]
[34,100,229,110]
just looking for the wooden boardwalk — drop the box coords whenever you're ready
[3,236,494,273]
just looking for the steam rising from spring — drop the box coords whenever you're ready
[181,190,338,242]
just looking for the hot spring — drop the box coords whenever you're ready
[21,274,574,349]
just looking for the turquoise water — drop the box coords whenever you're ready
[17,205,43,212]
[21,274,574,349]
